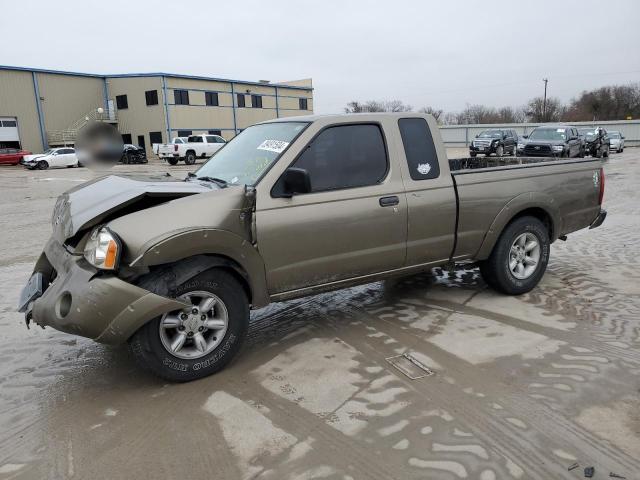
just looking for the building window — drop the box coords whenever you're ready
[174,89,189,105]
[299,98,308,110]
[251,95,263,108]
[116,95,128,110]
[149,131,163,145]
[208,129,222,136]
[205,92,219,106]
[236,93,245,108]
[177,130,192,137]
[121,133,132,144]
[145,90,158,106]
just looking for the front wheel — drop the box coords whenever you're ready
[479,216,549,295]
[37,160,49,170]
[496,145,504,157]
[128,269,249,382]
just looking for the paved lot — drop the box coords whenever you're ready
[0,151,639,479]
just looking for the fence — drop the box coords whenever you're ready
[440,119,640,148]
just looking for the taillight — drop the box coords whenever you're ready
[174,144,178,152]
[598,167,605,205]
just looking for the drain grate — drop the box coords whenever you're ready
[386,353,435,380]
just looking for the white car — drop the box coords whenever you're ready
[22,147,79,170]
[608,131,625,153]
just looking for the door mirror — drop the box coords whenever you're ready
[523,135,528,139]
[503,134,507,139]
[622,136,625,139]
[282,167,311,197]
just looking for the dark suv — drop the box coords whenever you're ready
[469,129,517,157]
[518,126,583,158]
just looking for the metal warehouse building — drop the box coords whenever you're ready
[0,65,313,153]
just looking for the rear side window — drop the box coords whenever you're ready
[293,124,388,192]
[398,118,440,180]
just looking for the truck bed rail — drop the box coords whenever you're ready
[449,156,601,173]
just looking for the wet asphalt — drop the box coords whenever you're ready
[0,150,638,479]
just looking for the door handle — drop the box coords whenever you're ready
[379,196,399,207]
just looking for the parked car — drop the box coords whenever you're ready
[578,127,610,158]
[121,144,147,164]
[469,129,517,157]
[22,147,79,169]
[0,148,31,165]
[607,130,625,153]
[152,137,188,156]
[517,126,584,157]
[157,134,226,165]
[19,113,607,381]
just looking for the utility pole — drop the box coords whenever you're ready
[542,78,548,122]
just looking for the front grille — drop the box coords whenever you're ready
[474,140,491,147]
[524,144,552,155]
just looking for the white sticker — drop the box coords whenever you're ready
[417,163,432,175]
[257,140,289,153]
[556,128,566,132]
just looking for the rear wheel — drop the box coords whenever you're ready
[167,158,179,166]
[128,269,249,382]
[185,151,196,165]
[479,216,549,295]
[37,160,49,170]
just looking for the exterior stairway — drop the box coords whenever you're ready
[47,107,117,146]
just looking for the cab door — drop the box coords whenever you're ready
[256,121,407,294]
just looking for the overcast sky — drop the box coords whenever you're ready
[2,0,639,114]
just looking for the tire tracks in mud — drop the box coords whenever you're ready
[332,301,640,476]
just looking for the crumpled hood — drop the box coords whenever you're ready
[52,174,210,241]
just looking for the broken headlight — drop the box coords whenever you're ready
[83,227,121,270]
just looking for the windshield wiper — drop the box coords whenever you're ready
[195,176,228,188]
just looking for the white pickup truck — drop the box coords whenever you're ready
[153,137,188,157]
[157,134,226,165]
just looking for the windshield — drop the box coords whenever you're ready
[529,128,567,141]
[194,122,308,186]
[42,149,55,155]
[608,132,621,139]
[578,128,595,135]
[478,130,503,138]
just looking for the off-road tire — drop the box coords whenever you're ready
[167,158,179,166]
[128,269,249,382]
[37,160,49,170]
[185,151,196,165]
[479,216,549,295]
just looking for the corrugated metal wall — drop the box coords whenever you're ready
[0,70,43,152]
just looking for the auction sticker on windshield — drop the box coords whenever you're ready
[257,140,289,153]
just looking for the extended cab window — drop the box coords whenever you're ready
[398,118,440,180]
[293,124,388,192]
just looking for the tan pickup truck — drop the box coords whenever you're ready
[18,113,606,381]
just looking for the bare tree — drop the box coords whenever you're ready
[418,106,444,122]
[345,100,412,113]
[525,96,565,122]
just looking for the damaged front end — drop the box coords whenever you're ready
[19,236,188,344]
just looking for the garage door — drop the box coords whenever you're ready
[0,117,20,148]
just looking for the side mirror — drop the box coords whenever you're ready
[503,134,507,140]
[282,167,311,197]
[622,136,625,139]
[523,135,528,139]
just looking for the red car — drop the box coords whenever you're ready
[0,148,32,165]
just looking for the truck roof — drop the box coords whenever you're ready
[263,112,435,124]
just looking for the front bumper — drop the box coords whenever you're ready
[22,238,187,344]
[469,144,497,154]
[589,209,607,230]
